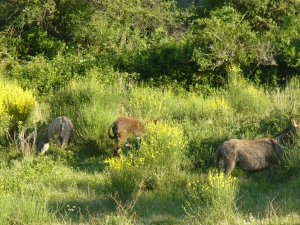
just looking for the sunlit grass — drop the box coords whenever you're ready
[1,77,300,224]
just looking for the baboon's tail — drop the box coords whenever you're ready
[107,122,115,139]
[216,145,222,171]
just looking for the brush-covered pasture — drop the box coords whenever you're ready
[1,0,300,224]
[1,73,300,224]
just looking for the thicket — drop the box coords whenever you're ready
[0,0,299,94]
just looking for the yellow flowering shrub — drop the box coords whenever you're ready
[187,171,237,210]
[205,96,231,116]
[185,171,238,224]
[140,122,187,172]
[188,171,237,199]
[105,123,187,173]
[226,63,242,74]
[0,80,36,136]
[104,152,145,200]
[104,148,146,199]
[104,153,145,172]
[104,122,188,197]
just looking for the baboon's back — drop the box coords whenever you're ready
[114,117,144,136]
[48,116,74,141]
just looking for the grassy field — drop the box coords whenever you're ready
[1,73,300,225]
[0,1,300,224]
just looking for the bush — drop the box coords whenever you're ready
[0,79,36,141]
[274,77,300,115]
[0,157,60,194]
[104,154,144,201]
[104,122,188,199]
[6,53,97,96]
[140,122,188,173]
[226,69,271,117]
[184,171,238,224]
[184,120,233,171]
[277,140,300,179]
[127,86,168,120]
[48,76,124,151]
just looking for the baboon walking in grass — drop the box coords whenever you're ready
[216,119,299,176]
[40,116,75,154]
[108,116,145,156]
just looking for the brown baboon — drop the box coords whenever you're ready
[108,117,145,156]
[40,116,75,154]
[216,119,299,176]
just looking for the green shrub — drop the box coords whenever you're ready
[226,70,271,117]
[140,122,188,173]
[277,141,300,179]
[0,157,59,194]
[104,152,145,201]
[6,54,97,96]
[184,171,238,224]
[159,91,233,122]
[272,77,300,115]
[49,76,124,150]
[127,87,168,120]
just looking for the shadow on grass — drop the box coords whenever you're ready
[234,170,300,219]
[135,193,185,224]
[48,184,186,224]
[49,197,115,223]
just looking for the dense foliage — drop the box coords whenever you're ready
[0,0,299,93]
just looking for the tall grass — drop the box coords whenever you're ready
[0,193,58,225]
[184,171,238,225]
[0,74,299,224]
[48,76,125,154]
[226,73,271,117]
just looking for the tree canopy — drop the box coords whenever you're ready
[0,0,299,94]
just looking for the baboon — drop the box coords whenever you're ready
[108,117,145,156]
[216,119,299,176]
[40,116,75,154]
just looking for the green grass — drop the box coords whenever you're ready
[1,76,300,224]
[0,155,300,224]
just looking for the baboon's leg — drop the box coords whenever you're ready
[216,148,221,171]
[61,139,68,149]
[114,147,121,157]
[114,131,129,156]
[225,158,236,174]
[117,131,129,147]
[48,126,55,141]
[61,124,70,149]
[61,135,70,149]
[218,159,226,172]
[113,135,120,157]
